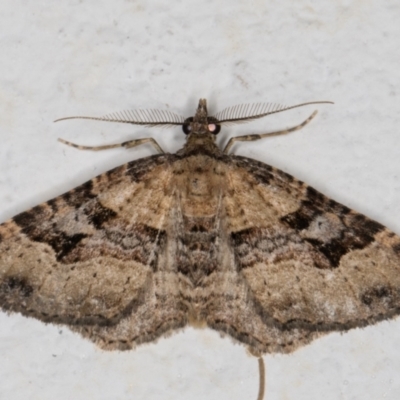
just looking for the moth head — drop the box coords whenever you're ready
[182,99,221,136]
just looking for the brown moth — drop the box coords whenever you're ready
[1,99,399,400]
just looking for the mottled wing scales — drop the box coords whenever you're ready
[226,155,400,352]
[71,271,187,351]
[0,154,188,349]
[2,147,400,356]
[200,271,323,356]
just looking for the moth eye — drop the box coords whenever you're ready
[182,123,192,135]
[182,117,193,135]
[207,117,221,135]
[208,123,221,135]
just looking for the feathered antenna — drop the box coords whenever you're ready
[214,101,334,125]
[54,109,185,127]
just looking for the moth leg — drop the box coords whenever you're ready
[257,357,265,400]
[223,110,318,154]
[58,137,165,153]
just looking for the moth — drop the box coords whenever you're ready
[1,99,399,400]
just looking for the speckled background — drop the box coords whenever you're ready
[0,1,399,399]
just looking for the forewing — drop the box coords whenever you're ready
[0,154,184,343]
[226,155,400,336]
